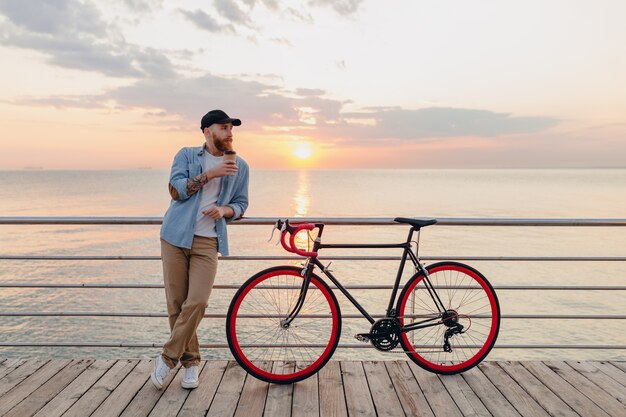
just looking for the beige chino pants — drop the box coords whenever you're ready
[160,236,218,368]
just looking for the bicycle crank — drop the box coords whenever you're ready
[353,318,402,351]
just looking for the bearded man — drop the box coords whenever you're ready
[152,110,249,389]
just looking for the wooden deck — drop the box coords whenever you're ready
[0,358,624,417]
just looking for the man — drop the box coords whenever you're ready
[152,109,249,389]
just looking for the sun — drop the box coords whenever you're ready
[293,142,313,160]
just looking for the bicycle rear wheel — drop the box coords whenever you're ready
[397,261,500,374]
[226,266,341,384]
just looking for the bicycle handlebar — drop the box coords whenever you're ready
[277,219,319,257]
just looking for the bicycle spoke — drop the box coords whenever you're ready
[228,269,339,383]
[398,263,500,373]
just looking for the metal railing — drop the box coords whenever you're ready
[1,216,625,351]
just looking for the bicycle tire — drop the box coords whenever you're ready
[396,261,500,374]
[226,265,341,384]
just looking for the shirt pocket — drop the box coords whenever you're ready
[188,163,202,177]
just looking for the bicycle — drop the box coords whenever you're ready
[226,218,500,384]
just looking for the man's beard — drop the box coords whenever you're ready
[214,138,227,152]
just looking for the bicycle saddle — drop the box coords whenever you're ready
[393,218,437,229]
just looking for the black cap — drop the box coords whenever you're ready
[201,110,242,130]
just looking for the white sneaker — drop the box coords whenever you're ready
[150,355,171,389]
[181,365,200,389]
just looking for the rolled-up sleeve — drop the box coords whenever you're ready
[168,148,191,201]
[226,161,249,221]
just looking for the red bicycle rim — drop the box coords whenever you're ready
[229,269,339,381]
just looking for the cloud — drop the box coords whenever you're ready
[269,37,293,47]
[178,0,355,36]
[285,7,314,23]
[100,75,313,129]
[0,0,176,78]
[10,70,559,142]
[214,0,253,27]
[0,0,557,143]
[259,0,279,10]
[296,88,326,97]
[121,0,164,13]
[240,0,279,9]
[178,8,236,34]
[0,0,107,36]
[332,107,560,140]
[308,0,364,16]
[10,73,346,132]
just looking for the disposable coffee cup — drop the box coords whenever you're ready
[224,150,237,163]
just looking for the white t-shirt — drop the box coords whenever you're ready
[195,152,223,238]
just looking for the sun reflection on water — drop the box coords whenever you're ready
[293,170,310,217]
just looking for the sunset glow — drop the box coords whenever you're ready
[293,143,313,160]
[0,1,624,169]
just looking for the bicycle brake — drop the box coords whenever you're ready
[267,220,287,244]
[301,259,310,276]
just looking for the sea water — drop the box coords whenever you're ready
[0,169,624,361]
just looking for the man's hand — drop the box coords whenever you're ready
[202,205,233,221]
[206,161,237,181]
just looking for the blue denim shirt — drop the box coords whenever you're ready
[160,145,249,255]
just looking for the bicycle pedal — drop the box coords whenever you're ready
[354,333,371,343]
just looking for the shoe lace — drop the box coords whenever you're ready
[156,361,170,379]
[184,366,199,379]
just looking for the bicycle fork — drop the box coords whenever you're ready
[280,259,314,328]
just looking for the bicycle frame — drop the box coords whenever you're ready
[283,224,449,334]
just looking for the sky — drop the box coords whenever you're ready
[0,0,625,169]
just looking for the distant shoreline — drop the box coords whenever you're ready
[3,167,626,172]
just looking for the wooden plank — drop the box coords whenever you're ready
[479,361,549,417]
[264,362,294,417]
[6,359,623,417]
[147,366,192,417]
[0,359,26,380]
[461,365,521,417]
[318,361,347,417]
[119,362,183,417]
[0,358,48,397]
[33,360,116,417]
[498,361,576,417]
[407,361,463,417]
[590,361,626,387]
[522,361,610,417]
[178,360,228,417]
[292,362,319,417]
[233,361,270,417]
[5,359,94,417]
[566,360,626,405]
[544,361,626,417]
[385,361,434,417]
[62,359,139,417]
[341,361,376,417]
[438,372,491,417]
[362,361,404,417]
[205,361,248,417]
[611,361,626,373]
[0,359,70,416]
[90,360,156,417]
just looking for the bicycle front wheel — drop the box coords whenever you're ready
[397,261,500,374]
[226,266,341,384]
